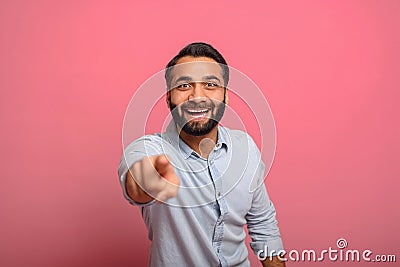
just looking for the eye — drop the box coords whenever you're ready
[205,82,218,88]
[175,83,192,90]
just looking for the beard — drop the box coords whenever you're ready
[169,98,226,136]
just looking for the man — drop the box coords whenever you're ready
[118,42,285,266]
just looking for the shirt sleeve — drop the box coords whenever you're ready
[245,141,284,258]
[117,136,162,206]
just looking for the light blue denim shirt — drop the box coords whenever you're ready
[118,122,284,266]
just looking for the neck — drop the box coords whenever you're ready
[177,125,218,159]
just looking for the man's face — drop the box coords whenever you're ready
[167,56,227,136]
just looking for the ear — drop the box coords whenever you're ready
[224,88,229,105]
[166,90,171,109]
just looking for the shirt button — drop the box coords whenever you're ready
[217,191,221,197]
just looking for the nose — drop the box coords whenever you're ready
[188,82,206,101]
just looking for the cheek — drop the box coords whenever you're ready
[170,92,188,106]
[210,93,225,105]
[210,91,225,102]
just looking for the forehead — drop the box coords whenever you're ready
[170,56,224,83]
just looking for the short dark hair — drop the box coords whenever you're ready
[165,42,229,89]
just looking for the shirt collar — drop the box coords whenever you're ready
[162,121,229,159]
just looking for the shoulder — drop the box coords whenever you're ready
[127,132,162,143]
[123,133,164,154]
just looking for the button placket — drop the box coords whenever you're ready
[208,159,228,266]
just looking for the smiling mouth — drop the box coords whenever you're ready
[184,108,211,120]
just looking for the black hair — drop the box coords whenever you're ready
[165,42,229,89]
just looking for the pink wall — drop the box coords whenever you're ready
[1,1,399,266]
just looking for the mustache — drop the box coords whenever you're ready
[180,101,214,110]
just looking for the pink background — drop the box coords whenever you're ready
[1,1,399,266]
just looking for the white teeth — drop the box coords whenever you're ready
[186,108,209,119]
[187,109,208,113]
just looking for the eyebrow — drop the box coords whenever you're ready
[174,76,193,84]
[174,75,222,84]
[202,75,221,83]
